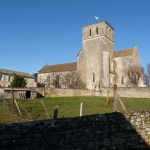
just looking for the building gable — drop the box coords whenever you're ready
[114,48,134,58]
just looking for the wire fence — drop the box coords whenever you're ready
[0,85,150,123]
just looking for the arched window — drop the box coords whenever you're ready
[47,75,50,86]
[109,58,110,72]
[121,76,124,84]
[92,73,95,82]
[56,75,60,88]
[89,29,91,36]
[96,27,98,34]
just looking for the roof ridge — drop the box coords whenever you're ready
[0,68,34,78]
[114,48,134,58]
[47,62,77,66]
[38,64,48,72]
[115,47,135,52]
[38,62,77,73]
[0,68,32,75]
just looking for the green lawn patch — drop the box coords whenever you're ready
[0,96,150,124]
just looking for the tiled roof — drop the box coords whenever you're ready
[38,62,77,73]
[0,68,34,78]
[114,48,134,57]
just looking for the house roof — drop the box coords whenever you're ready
[38,62,77,73]
[0,68,34,78]
[114,48,134,57]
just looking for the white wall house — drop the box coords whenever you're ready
[0,68,36,87]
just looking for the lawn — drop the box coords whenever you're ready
[0,96,150,124]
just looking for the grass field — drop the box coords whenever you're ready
[0,96,150,124]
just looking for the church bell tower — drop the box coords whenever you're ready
[77,20,114,89]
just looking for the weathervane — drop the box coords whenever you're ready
[94,16,99,22]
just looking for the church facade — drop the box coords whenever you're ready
[38,20,142,89]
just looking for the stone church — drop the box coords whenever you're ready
[38,20,141,89]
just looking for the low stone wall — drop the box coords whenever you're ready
[118,87,150,98]
[44,89,95,97]
[102,87,150,98]
[35,88,95,97]
[35,87,150,98]
[0,112,150,150]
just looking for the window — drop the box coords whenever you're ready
[92,73,95,82]
[121,77,124,84]
[29,79,32,84]
[56,75,60,88]
[109,58,110,72]
[8,75,11,82]
[96,28,98,34]
[89,29,91,36]
[47,75,50,87]
[0,74,3,81]
[47,76,50,82]
[0,74,2,81]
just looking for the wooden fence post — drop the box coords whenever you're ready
[80,102,83,117]
[14,99,22,116]
[113,83,118,112]
[12,88,14,111]
[53,106,59,119]
[18,102,32,118]
[41,100,50,119]
[42,90,45,97]
[117,93,127,113]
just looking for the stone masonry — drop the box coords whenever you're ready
[0,112,150,150]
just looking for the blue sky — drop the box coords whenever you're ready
[0,0,150,74]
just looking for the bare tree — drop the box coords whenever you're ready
[125,64,144,87]
[148,63,150,76]
[144,74,149,86]
[144,63,150,87]
[62,72,86,89]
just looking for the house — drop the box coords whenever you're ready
[0,68,36,87]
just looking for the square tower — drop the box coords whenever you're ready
[77,20,114,89]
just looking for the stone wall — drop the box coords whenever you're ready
[114,46,142,88]
[0,112,150,150]
[35,87,150,98]
[114,56,133,87]
[103,87,150,98]
[35,88,94,97]
[38,70,77,88]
